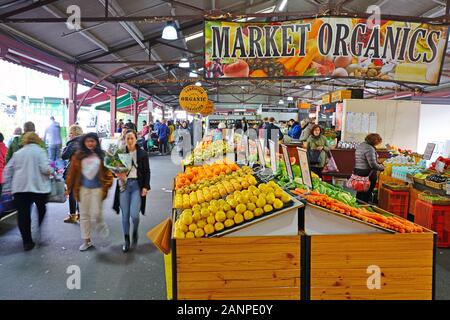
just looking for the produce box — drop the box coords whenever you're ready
[415,200,450,248]
[425,180,446,190]
[382,183,410,192]
[409,187,423,216]
[378,186,409,219]
[418,193,450,206]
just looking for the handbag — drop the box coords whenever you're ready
[322,151,339,173]
[0,192,16,214]
[47,178,67,203]
[308,149,321,165]
[346,173,371,192]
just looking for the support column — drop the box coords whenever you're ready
[161,106,165,120]
[68,79,78,125]
[147,98,154,124]
[134,89,140,125]
[110,86,117,136]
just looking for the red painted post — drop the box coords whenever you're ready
[110,88,117,136]
[133,91,139,125]
[147,98,154,125]
[68,79,78,125]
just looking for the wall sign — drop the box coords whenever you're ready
[297,147,313,189]
[179,85,208,113]
[423,143,436,160]
[204,18,448,85]
[281,144,294,182]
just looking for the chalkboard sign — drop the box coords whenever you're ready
[297,147,313,189]
[281,144,294,182]
[269,140,277,173]
[423,143,436,160]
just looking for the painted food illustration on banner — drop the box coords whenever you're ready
[204,18,448,84]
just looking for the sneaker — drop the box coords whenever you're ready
[97,223,110,239]
[79,242,93,251]
[64,214,78,224]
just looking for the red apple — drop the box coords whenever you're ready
[223,59,249,78]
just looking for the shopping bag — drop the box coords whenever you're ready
[0,192,16,213]
[47,178,67,203]
[346,174,371,192]
[322,152,339,173]
[147,218,172,254]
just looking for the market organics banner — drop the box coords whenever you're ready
[204,18,449,84]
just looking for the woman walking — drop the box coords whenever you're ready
[0,133,7,195]
[113,131,150,252]
[3,133,52,251]
[113,130,150,252]
[65,133,114,251]
[62,124,83,223]
[354,133,385,203]
[305,125,330,178]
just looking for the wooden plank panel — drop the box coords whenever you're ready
[177,251,299,264]
[312,277,432,288]
[312,292,431,300]
[310,233,433,244]
[177,243,300,255]
[177,259,300,272]
[308,267,431,279]
[178,278,300,290]
[177,269,300,282]
[178,287,300,300]
[311,259,432,269]
[311,251,433,262]
[176,235,300,247]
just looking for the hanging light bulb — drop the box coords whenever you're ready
[162,21,178,40]
[189,71,198,78]
[179,57,190,68]
[287,96,293,101]
[278,99,284,105]
[195,81,202,86]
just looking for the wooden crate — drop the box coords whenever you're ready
[309,233,434,300]
[175,235,301,300]
[409,187,423,216]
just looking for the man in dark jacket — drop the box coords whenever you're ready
[265,117,284,147]
[158,119,170,155]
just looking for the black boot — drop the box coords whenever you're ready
[132,229,138,248]
[122,235,130,253]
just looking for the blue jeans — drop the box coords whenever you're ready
[119,179,141,236]
[48,144,61,161]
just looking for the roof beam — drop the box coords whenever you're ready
[0,0,60,19]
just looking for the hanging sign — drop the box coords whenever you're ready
[179,85,208,113]
[204,18,448,85]
[297,147,313,189]
[257,138,266,168]
[281,144,294,182]
[269,140,278,173]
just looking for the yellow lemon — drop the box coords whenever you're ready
[217,199,227,207]
[185,231,195,239]
[236,203,247,214]
[174,229,185,239]
[201,207,210,218]
[214,222,225,231]
[268,181,277,188]
[188,223,197,232]
[274,188,284,198]
[224,218,235,228]
[248,185,258,192]
[234,183,242,191]
[182,209,193,216]
[256,198,266,208]
[241,190,250,198]
[204,224,215,234]
[179,223,188,232]
[208,205,218,214]
[192,212,201,222]
[192,204,201,211]
[227,199,238,209]
[197,219,207,228]
[181,214,193,225]
[266,187,275,194]
[215,211,227,222]
[207,215,216,225]
[233,190,241,197]
[194,228,205,238]
[212,192,221,200]
[237,195,249,205]
[252,189,261,196]
[247,202,256,211]
[281,193,291,203]
[273,199,283,210]
[254,208,264,216]
[201,202,209,208]
[264,204,273,213]
[226,210,236,219]
[258,183,267,191]
[234,213,244,224]
[248,176,258,186]
[250,195,258,203]
[266,193,276,204]
[210,200,218,207]
[244,210,254,220]
[226,195,234,202]
[204,193,212,202]
[222,204,231,212]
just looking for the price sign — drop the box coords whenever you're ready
[269,140,277,173]
[257,139,266,167]
[281,144,294,182]
[423,143,436,160]
[435,160,445,173]
[297,147,313,189]
[242,135,249,163]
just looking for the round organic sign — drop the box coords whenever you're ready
[179,85,208,113]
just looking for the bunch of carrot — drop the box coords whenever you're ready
[293,189,423,233]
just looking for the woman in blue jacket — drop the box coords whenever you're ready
[287,119,301,139]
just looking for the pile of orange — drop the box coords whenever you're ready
[175,160,240,190]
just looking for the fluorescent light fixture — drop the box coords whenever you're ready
[179,58,190,68]
[279,0,288,11]
[234,109,247,112]
[287,96,293,101]
[305,84,312,90]
[189,71,198,78]
[198,68,204,71]
[195,81,202,86]
[185,31,203,42]
[162,22,178,40]
[278,99,284,105]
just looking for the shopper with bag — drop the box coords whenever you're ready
[305,125,329,178]
[112,130,151,253]
[0,133,7,196]
[351,133,385,203]
[3,133,53,251]
[65,133,114,251]
[61,124,83,224]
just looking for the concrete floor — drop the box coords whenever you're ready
[0,155,449,300]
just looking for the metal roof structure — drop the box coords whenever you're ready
[1,0,450,111]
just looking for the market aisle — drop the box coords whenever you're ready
[0,155,179,300]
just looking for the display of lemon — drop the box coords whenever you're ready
[192,212,201,222]
[197,219,207,228]
[210,200,218,207]
[233,190,241,197]
[204,193,213,202]
[252,189,261,196]
[226,210,236,219]
[201,202,209,208]
[244,210,254,221]
[256,197,266,208]
[254,208,264,216]
[234,183,242,191]
[237,195,249,205]
[186,231,195,239]
[192,204,201,211]
[226,195,234,202]
[234,213,244,224]
[207,215,216,225]
[179,223,188,232]
[194,228,205,238]
[227,199,238,209]
[250,195,258,203]
[208,205,218,214]
[188,223,197,232]
[266,187,275,194]
[215,211,227,222]
[258,183,267,191]
[264,204,273,213]
[222,204,231,212]
[241,190,251,197]
[274,188,284,198]
[204,224,215,234]
[236,203,247,214]
[247,202,256,211]
[201,207,210,218]
[181,214,193,225]
[224,218,235,228]
[182,209,193,216]
[214,222,225,231]
[281,193,291,203]
[174,229,185,239]
[217,199,226,206]
[266,193,276,204]
[273,199,283,210]
[248,176,258,185]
